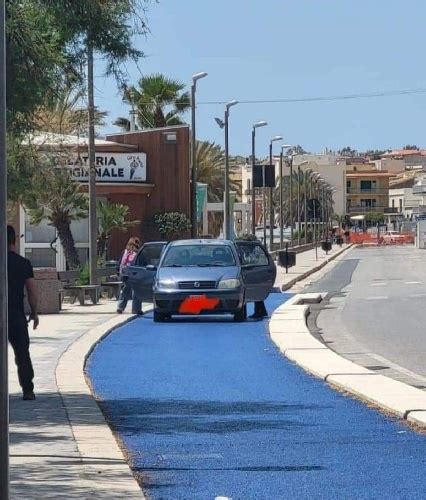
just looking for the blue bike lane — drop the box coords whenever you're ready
[86,294,426,499]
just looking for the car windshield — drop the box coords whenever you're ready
[162,244,236,267]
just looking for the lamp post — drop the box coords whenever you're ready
[296,160,308,246]
[311,172,320,248]
[288,152,295,246]
[279,145,293,248]
[0,1,8,497]
[216,100,238,240]
[268,136,283,249]
[304,169,312,245]
[190,71,208,238]
[251,121,268,236]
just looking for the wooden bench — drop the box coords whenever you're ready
[98,268,122,300]
[58,271,102,306]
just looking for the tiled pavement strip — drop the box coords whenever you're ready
[8,244,350,499]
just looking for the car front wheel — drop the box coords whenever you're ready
[153,310,168,322]
[233,304,247,322]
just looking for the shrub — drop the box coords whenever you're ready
[153,212,191,240]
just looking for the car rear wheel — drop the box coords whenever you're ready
[233,304,247,322]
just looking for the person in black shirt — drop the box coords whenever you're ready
[7,225,39,400]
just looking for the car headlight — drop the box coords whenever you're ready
[156,279,176,289]
[218,278,241,289]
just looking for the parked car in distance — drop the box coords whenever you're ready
[382,231,406,244]
[123,239,277,322]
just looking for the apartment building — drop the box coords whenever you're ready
[346,170,392,215]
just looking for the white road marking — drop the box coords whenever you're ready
[368,353,426,385]
[405,281,422,285]
[365,296,388,300]
[371,282,387,287]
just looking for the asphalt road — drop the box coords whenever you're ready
[306,246,426,387]
[87,295,426,499]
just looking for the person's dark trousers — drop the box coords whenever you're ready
[117,281,132,312]
[117,282,143,314]
[252,301,268,318]
[8,313,34,393]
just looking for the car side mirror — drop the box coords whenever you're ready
[146,264,157,271]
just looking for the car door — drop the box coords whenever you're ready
[235,241,277,302]
[126,242,167,302]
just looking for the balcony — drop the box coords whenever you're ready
[347,205,389,214]
[346,188,389,195]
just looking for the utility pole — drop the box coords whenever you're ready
[251,129,256,236]
[87,42,97,285]
[289,155,293,246]
[297,166,301,246]
[0,1,9,497]
[190,72,207,238]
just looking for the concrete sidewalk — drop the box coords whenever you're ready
[275,243,351,290]
[8,301,141,499]
[8,245,349,498]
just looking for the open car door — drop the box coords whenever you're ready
[125,242,167,303]
[235,241,277,302]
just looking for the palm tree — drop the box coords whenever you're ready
[114,74,190,130]
[274,169,312,233]
[97,200,140,259]
[33,84,107,136]
[24,163,88,269]
[195,140,239,236]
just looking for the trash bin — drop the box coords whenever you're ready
[106,260,118,268]
[277,249,296,268]
[321,240,332,252]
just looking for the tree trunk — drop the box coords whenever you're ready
[55,218,80,269]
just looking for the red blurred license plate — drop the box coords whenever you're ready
[179,295,220,314]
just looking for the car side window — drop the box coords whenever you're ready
[135,245,164,267]
[239,244,269,267]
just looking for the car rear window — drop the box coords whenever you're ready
[162,245,236,267]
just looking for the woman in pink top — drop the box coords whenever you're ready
[117,237,141,314]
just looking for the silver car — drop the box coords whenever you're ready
[124,239,276,322]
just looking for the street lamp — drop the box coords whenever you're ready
[0,1,8,496]
[304,168,313,245]
[267,135,283,249]
[216,99,238,240]
[296,160,308,246]
[251,121,268,236]
[190,71,208,238]
[279,144,293,248]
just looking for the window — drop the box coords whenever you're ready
[392,199,395,208]
[25,248,56,267]
[162,244,235,267]
[136,244,165,267]
[25,215,55,244]
[360,180,376,192]
[238,244,269,267]
[399,199,403,211]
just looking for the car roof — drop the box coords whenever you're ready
[168,239,234,247]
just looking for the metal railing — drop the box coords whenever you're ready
[346,188,389,194]
[347,205,389,213]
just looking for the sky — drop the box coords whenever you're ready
[95,0,426,156]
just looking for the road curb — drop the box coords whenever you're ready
[269,294,426,429]
[56,312,146,498]
[280,244,353,291]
